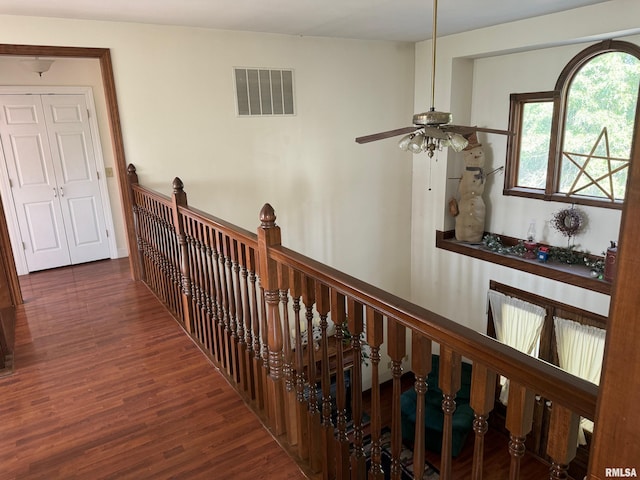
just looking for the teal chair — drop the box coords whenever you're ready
[400,354,475,457]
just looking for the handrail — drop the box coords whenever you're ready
[270,243,597,419]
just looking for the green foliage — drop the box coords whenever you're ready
[482,234,604,276]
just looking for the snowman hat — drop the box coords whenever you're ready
[463,132,482,150]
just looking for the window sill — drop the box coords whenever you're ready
[435,230,611,295]
[503,188,624,211]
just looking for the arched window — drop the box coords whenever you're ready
[504,40,640,208]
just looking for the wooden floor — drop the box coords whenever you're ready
[0,258,304,480]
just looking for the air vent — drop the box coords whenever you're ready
[234,68,295,116]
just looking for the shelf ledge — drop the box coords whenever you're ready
[435,230,611,296]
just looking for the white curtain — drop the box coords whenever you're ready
[554,316,606,445]
[488,290,546,404]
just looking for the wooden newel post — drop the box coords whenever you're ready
[257,203,286,435]
[171,177,193,334]
[127,164,145,282]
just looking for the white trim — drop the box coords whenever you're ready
[0,86,118,275]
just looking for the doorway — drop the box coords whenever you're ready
[0,45,137,306]
[0,90,114,272]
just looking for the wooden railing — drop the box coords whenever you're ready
[127,164,598,480]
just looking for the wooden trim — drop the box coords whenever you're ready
[588,56,640,475]
[436,230,611,295]
[0,43,137,282]
[0,194,21,305]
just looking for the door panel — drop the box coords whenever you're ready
[23,200,66,253]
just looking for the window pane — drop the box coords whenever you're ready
[560,52,640,200]
[517,101,553,189]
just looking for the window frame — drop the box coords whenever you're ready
[504,40,640,210]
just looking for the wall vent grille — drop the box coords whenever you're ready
[234,68,295,116]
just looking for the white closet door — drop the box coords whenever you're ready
[41,94,110,266]
[0,94,110,271]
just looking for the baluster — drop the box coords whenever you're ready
[187,220,202,342]
[248,248,264,409]
[411,333,432,480]
[210,227,224,368]
[470,363,497,480]
[506,381,535,480]
[316,283,334,480]
[279,264,297,446]
[439,346,462,480]
[166,202,180,317]
[546,403,579,479]
[366,307,384,480]
[290,269,308,460]
[348,298,366,478]
[196,223,209,348]
[222,235,236,377]
[216,231,230,373]
[226,237,240,382]
[151,200,162,298]
[259,279,271,421]
[330,290,349,479]
[236,243,250,396]
[240,245,253,396]
[233,240,245,387]
[302,275,321,472]
[204,226,218,360]
[171,178,193,334]
[387,319,406,480]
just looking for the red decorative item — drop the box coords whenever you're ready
[604,241,617,282]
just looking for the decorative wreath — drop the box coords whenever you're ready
[551,207,585,238]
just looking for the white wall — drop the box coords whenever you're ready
[0,16,416,297]
[411,0,640,333]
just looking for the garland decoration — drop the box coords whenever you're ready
[482,234,605,276]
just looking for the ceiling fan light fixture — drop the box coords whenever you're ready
[408,133,426,154]
[447,133,469,152]
[398,133,414,151]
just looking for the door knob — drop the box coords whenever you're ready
[60,187,64,197]
[53,187,57,198]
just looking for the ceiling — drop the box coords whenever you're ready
[0,0,610,43]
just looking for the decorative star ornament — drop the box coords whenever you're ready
[563,127,629,201]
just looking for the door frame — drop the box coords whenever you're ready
[0,45,139,305]
[0,87,118,275]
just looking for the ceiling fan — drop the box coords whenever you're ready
[355,0,513,156]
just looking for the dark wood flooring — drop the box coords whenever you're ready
[0,258,304,480]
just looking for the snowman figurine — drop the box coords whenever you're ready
[451,135,486,242]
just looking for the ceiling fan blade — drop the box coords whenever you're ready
[445,124,515,136]
[355,126,416,144]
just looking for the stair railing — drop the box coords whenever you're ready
[128,164,597,480]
